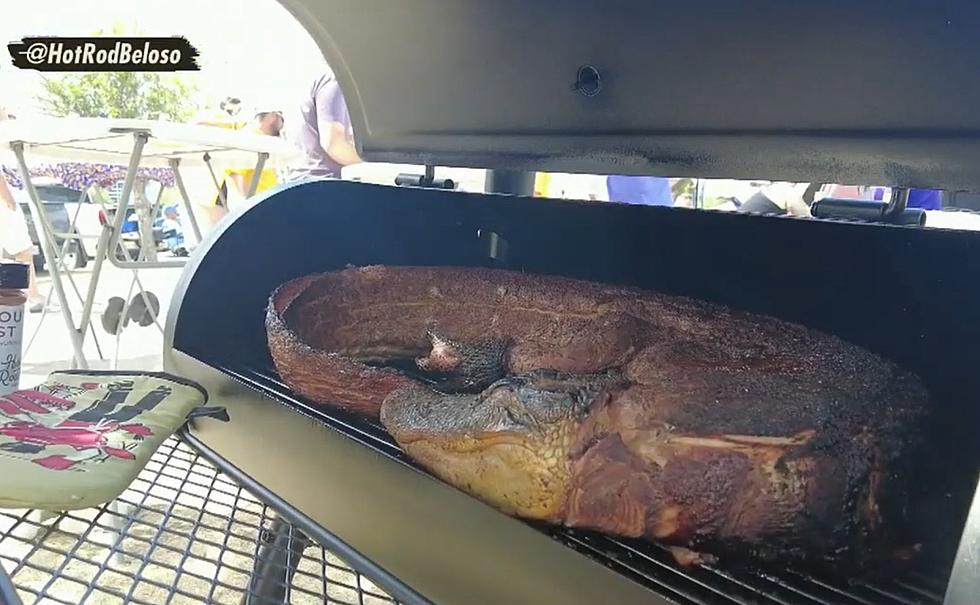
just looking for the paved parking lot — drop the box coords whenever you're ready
[22,261,183,387]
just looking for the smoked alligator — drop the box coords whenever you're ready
[267,265,928,569]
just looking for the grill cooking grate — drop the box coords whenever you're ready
[0,436,401,605]
[548,530,947,605]
[217,361,951,605]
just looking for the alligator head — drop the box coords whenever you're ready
[379,369,627,520]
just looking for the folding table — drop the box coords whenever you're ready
[2,162,179,366]
[0,118,298,369]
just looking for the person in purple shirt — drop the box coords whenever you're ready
[289,69,362,181]
[606,175,674,206]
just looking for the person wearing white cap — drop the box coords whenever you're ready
[189,96,250,231]
[191,98,284,227]
[252,106,284,137]
[0,104,45,312]
[223,107,284,209]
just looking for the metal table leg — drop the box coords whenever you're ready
[169,158,203,244]
[244,152,269,199]
[24,193,105,362]
[23,186,106,362]
[77,131,149,361]
[130,180,167,335]
[242,516,312,605]
[203,152,229,209]
[64,188,104,354]
[0,559,19,605]
[10,142,88,369]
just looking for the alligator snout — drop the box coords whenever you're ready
[380,383,522,445]
[381,370,627,445]
[380,370,625,519]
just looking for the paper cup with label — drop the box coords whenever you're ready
[0,263,29,396]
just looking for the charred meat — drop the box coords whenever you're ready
[267,265,929,569]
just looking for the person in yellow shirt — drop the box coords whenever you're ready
[224,109,283,201]
[533,172,552,197]
[192,102,283,229]
[191,97,249,230]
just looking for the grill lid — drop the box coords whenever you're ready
[280,0,980,191]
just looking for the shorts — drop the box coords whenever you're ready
[0,201,34,257]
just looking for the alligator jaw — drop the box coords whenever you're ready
[379,371,625,519]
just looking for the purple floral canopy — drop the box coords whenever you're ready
[2,162,175,191]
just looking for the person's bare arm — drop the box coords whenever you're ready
[227,173,247,196]
[0,172,16,211]
[319,121,361,167]
[314,76,362,168]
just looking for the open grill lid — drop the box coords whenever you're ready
[280,0,980,192]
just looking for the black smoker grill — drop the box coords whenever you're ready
[164,1,979,604]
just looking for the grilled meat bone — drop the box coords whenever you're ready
[266,265,928,569]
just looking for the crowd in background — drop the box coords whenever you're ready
[533,172,684,207]
[186,68,362,234]
[189,66,693,230]
[185,65,951,229]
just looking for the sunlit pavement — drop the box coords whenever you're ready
[22,260,185,387]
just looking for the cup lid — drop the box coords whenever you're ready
[0,263,29,289]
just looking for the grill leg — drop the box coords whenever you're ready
[242,516,312,605]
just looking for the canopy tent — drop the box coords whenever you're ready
[0,117,299,369]
[0,117,295,168]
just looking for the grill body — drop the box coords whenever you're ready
[165,179,980,605]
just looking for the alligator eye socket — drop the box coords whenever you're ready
[501,404,540,430]
[502,404,536,428]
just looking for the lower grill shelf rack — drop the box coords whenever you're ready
[0,436,407,605]
[215,360,953,605]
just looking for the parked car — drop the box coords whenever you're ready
[113,208,168,260]
[11,179,92,272]
[63,192,109,257]
[100,179,176,260]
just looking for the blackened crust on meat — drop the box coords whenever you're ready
[270,266,931,570]
[584,360,927,571]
